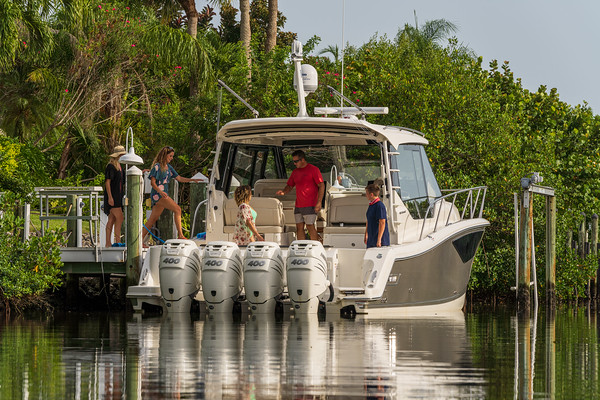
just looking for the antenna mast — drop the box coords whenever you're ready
[340,0,345,112]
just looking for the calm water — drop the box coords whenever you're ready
[0,307,598,399]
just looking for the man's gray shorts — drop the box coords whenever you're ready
[294,207,317,225]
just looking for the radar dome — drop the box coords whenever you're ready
[293,64,318,95]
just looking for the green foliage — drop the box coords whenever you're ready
[555,246,598,300]
[2,2,600,304]
[0,137,52,196]
[0,192,64,304]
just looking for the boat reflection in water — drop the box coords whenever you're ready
[122,312,484,399]
[243,314,286,399]
[201,313,244,398]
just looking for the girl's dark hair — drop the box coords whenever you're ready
[365,184,380,196]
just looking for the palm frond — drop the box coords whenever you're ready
[142,23,214,88]
[0,0,21,71]
[421,19,458,44]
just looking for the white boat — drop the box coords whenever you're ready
[127,40,488,317]
[202,40,488,317]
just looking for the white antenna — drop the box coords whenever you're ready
[340,0,345,112]
[292,40,308,117]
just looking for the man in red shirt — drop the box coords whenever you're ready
[276,150,325,241]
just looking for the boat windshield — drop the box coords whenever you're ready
[214,142,383,195]
[283,144,383,190]
[388,144,442,218]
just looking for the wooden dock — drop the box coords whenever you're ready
[60,247,126,274]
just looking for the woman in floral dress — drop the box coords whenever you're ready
[233,185,263,246]
[142,146,200,243]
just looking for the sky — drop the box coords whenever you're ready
[198,0,599,113]
[274,0,600,113]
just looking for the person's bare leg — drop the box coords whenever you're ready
[157,196,186,239]
[173,205,184,238]
[295,222,306,240]
[306,224,320,242]
[106,213,115,246]
[142,203,165,242]
[111,208,124,244]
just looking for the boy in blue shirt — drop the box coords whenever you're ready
[364,184,390,248]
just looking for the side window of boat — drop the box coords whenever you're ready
[230,147,254,193]
[388,144,442,218]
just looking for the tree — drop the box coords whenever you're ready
[265,0,278,52]
[396,18,458,53]
[240,0,251,85]
[318,44,339,63]
[0,0,54,72]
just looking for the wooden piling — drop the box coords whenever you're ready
[518,190,532,313]
[546,196,556,308]
[593,214,599,299]
[567,229,573,250]
[126,166,143,288]
[579,214,586,258]
[66,194,79,306]
[66,194,79,248]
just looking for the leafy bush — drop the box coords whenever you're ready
[0,192,64,308]
[555,245,598,300]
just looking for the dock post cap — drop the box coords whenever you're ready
[126,165,143,176]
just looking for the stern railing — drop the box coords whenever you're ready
[410,186,487,240]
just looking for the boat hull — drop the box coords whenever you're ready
[341,220,487,317]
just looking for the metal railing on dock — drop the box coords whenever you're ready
[36,186,103,245]
[33,186,126,267]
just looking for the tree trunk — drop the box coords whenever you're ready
[109,74,123,147]
[178,0,199,38]
[265,0,278,52]
[177,0,199,97]
[240,0,252,87]
[58,137,72,180]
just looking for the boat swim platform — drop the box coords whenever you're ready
[60,247,126,274]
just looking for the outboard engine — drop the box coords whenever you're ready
[243,241,285,314]
[201,241,243,313]
[159,239,202,313]
[286,240,330,313]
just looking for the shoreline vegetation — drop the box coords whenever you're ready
[2,2,600,313]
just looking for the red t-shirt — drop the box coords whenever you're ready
[287,163,324,208]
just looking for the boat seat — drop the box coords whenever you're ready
[323,194,368,235]
[254,179,296,203]
[254,178,328,230]
[223,197,285,234]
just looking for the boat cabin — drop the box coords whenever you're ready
[205,117,450,248]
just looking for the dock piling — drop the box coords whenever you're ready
[126,166,143,288]
[518,186,532,313]
[593,214,599,299]
[545,196,557,308]
[516,173,555,313]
